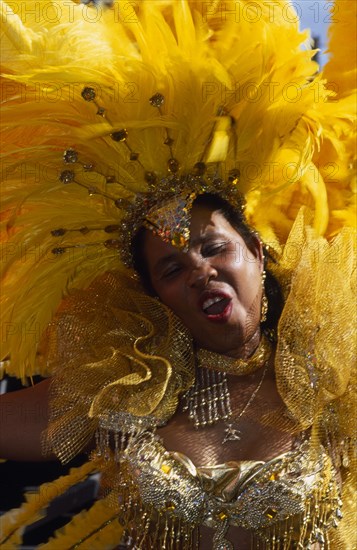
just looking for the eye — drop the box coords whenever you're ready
[161,264,182,279]
[202,242,228,257]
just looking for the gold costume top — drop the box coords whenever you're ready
[0,0,356,548]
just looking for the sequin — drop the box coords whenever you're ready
[111,129,128,142]
[104,225,120,233]
[161,463,172,475]
[168,158,179,173]
[104,239,121,249]
[264,507,278,520]
[149,93,165,107]
[81,87,96,101]
[164,137,174,146]
[59,170,75,183]
[52,247,66,255]
[51,228,66,236]
[63,149,78,164]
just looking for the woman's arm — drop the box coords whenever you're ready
[0,378,55,461]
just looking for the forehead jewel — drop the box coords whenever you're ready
[143,191,197,252]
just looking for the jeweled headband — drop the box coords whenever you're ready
[51,91,245,269]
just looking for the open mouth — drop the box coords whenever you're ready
[202,296,230,315]
[199,292,232,321]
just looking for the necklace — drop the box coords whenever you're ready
[222,361,268,443]
[195,334,272,375]
[183,361,269,441]
[183,337,272,440]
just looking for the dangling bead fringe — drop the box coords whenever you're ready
[182,368,232,428]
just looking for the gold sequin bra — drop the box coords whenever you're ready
[95,413,342,549]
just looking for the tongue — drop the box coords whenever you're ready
[205,298,229,315]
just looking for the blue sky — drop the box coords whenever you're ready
[292,0,333,66]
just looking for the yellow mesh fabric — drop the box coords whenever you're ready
[43,271,194,463]
[274,210,356,432]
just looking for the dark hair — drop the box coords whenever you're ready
[132,193,284,333]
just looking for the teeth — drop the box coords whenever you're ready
[202,296,223,311]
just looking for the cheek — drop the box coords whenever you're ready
[229,259,262,302]
[153,281,183,312]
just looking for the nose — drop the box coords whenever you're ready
[186,258,217,288]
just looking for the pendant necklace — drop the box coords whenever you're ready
[183,336,271,443]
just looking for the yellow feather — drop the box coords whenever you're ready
[0,0,355,377]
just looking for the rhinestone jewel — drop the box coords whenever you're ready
[106,175,116,183]
[111,129,128,142]
[81,87,96,101]
[168,158,179,173]
[130,152,139,161]
[264,507,278,520]
[51,228,66,236]
[52,247,66,255]
[97,107,106,116]
[63,149,78,164]
[149,93,164,107]
[104,225,120,233]
[114,198,126,208]
[164,137,174,146]
[59,170,75,183]
[104,239,121,249]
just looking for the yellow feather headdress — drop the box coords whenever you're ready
[0,0,355,381]
[1,3,356,547]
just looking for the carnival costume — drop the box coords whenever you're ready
[0,0,356,548]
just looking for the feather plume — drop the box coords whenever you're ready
[0,0,355,377]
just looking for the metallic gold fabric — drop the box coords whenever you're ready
[43,272,194,463]
[274,210,356,437]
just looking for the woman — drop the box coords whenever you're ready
[0,0,355,548]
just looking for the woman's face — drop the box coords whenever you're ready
[143,204,264,358]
